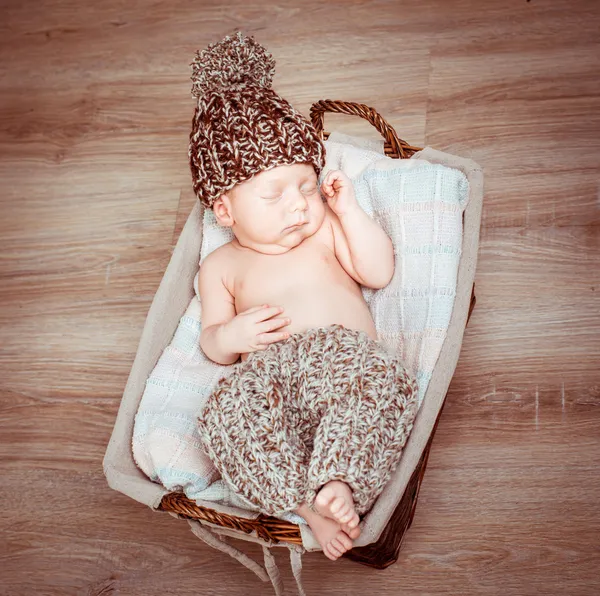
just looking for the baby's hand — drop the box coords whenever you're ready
[222,304,291,355]
[320,170,358,217]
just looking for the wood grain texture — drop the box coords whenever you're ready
[1,0,599,594]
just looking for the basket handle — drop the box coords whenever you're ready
[309,99,421,159]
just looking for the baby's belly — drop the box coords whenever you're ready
[238,283,377,362]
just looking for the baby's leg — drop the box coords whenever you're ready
[304,333,418,522]
[197,355,311,518]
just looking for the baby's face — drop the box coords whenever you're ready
[214,162,326,255]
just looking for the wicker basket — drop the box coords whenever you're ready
[157,99,477,569]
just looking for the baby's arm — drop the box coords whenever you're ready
[198,251,240,365]
[326,202,395,290]
[321,170,394,289]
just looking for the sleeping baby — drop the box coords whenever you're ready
[191,31,418,562]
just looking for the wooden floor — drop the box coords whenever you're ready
[1,0,599,594]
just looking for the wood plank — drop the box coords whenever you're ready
[1,0,599,594]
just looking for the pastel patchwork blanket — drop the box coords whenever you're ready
[132,133,469,525]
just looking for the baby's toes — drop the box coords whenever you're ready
[342,522,361,539]
[330,497,347,516]
[338,506,355,523]
[332,502,347,521]
[326,541,343,559]
[331,538,348,556]
[346,511,360,528]
[335,531,353,551]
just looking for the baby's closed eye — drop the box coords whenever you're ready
[261,183,318,201]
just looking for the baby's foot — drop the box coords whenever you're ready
[305,513,355,561]
[314,480,360,531]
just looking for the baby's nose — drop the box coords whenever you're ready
[291,191,308,211]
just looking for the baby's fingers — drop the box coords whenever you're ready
[257,330,290,345]
[325,169,344,183]
[259,317,290,333]
[321,180,335,197]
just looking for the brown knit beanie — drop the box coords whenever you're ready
[188,31,326,210]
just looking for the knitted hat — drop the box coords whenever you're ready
[188,31,326,209]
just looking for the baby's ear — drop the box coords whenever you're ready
[213,195,234,227]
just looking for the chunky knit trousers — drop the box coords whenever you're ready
[197,324,419,519]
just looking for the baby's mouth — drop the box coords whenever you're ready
[286,221,307,230]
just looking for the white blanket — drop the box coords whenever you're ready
[132,132,469,525]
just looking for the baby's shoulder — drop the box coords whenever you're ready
[199,242,237,295]
[202,241,236,267]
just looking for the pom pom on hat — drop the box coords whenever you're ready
[190,31,276,98]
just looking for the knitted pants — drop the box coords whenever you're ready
[197,324,419,519]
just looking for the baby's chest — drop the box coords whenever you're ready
[237,244,339,294]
